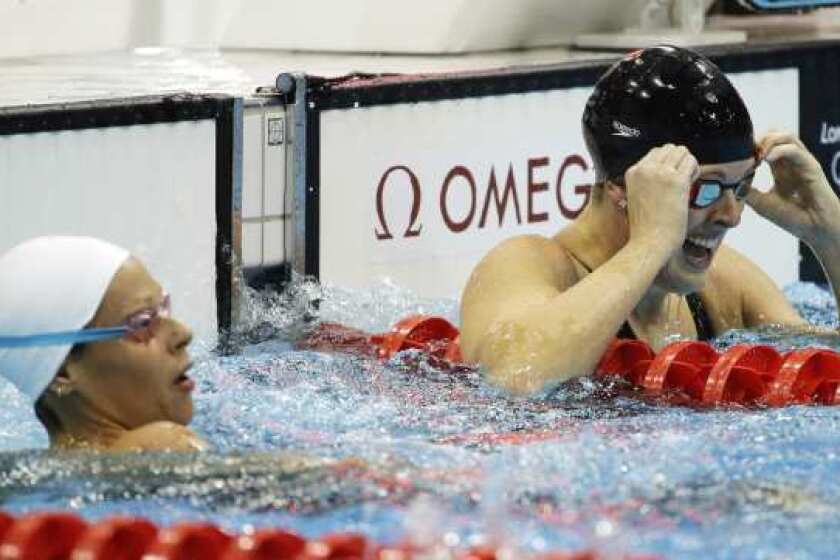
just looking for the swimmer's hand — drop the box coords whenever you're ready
[110,422,208,453]
[624,144,699,252]
[748,131,840,247]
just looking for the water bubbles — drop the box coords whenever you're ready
[1,281,840,557]
[443,532,461,547]
[594,519,615,538]
[405,495,444,548]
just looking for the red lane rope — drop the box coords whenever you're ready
[0,512,87,560]
[0,512,12,545]
[299,315,840,408]
[298,316,465,366]
[224,529,306,560]
[597,338,840,407]
[0,511,660,560]
[72,517,158,560]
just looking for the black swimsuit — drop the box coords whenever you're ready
[572,256,715,342]
[616,292,714,342]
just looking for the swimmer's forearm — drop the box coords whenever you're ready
[486,237,674,394]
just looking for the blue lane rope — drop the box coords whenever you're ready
[0,327,128,348]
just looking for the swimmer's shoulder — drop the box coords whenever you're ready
[702,244,804,329]
[461,235,579,359]
[110,422,207,453]
[697,244,751,331]
[466,234,579,289]
[706,244,773,295]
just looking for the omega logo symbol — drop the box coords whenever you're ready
[374,165,423,240]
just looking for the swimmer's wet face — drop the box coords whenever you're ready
[656,156,756,293]
[58,257,195,427]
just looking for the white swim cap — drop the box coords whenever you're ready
[0,236,130,402]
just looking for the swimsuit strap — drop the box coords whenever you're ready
[616,321,637,340]
[617,294,713,341]
[685,292,714,342]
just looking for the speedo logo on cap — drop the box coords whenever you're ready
[612,120,641,138]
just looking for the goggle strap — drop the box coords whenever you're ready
[0,326,129,348]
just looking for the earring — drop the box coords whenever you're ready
[53,384,71,398]
[617,199,628,210]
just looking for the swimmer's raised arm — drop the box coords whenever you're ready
[461,145,696,394]
[745,131,840,328]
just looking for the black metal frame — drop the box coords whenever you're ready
[305,94,322,279]
[0,93,238,331]
[298,40,840,285]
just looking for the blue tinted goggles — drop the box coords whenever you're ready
[689,172,754,209]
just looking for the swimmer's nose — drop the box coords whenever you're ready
[164,318,193,353]
[710,190,742,228]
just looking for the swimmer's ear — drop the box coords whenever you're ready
[51,348,85,397]
[47,368,75,398]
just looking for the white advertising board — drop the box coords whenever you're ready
[319,68,800,300]
[0,121,218,346]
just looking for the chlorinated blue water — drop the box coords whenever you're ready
[1,280,839,559]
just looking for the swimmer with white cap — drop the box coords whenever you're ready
[0,236,205,451]
[462,45,840,394]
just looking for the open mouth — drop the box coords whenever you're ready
[174,363,195,392]
[681,234,721,270]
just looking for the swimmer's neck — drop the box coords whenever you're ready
[558,192,632,272]
[42,391,205,452]
[560,194,677,320]
[555,195,627,270]
[45,396,130,451]
[634,284,676,321]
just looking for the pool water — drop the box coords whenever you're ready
[1,279,840,559]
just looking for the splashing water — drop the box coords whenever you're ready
[1,279,840,559]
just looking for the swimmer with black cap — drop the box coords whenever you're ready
[461,45,840,395]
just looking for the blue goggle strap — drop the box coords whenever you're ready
[0,327,129,348]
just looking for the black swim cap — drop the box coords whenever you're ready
[582,45,754,182]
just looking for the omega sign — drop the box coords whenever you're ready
[375,154,593,240]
